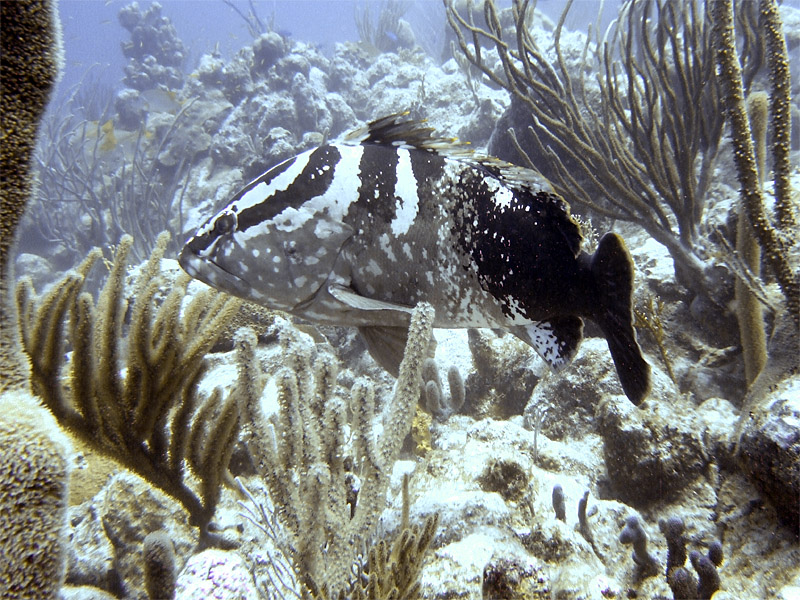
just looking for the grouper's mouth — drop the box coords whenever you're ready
[178,246,251,298]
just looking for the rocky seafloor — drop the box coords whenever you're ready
[16,2,800,599]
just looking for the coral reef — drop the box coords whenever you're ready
[118,1,186,90]
[712,0,798,325]
[736,379,800,531]
[552,485,566,522]
[598,392,708,506]
[3,0,798,598]
[422,358,466,420]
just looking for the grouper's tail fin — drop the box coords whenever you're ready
[592,233,651,405]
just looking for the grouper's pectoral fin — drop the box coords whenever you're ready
[329,284,416,316]
[510,316,584,372]
[328,284,434,376]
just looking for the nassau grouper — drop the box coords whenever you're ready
[179,113,651,405]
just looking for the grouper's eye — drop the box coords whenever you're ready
[214,212,236,236]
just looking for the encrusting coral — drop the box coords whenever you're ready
[15,232,242,540]
[234,303,436,597]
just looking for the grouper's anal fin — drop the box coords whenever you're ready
[591,232,651,405]
[510,316,584,372]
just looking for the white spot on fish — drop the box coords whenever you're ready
[365,259,383,276]
[391,148,419,236]
[379,233,397,262]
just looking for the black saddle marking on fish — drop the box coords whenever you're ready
[236,145,341,233]
[352,144,400,229]
[457,171,585,321]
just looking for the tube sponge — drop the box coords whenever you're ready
[552,484,566,522]
[619,515,659,578]
[0,389,72,599]
[143,531,177,600]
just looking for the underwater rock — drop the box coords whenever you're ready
[118,2,185,90]
[597,392,708,507]
[210,122,255,170]
[196,53,225,87]
[252,31,287,76]
[481,556,544,600]
[477,458,530,503]
[187,48,255,106]
[324,91,359,135]
[14,252,54,290]
[524,338,621,441]
[115,87,146,130]
[65,503,116,593]
[174,550,258,600]
[549,560,621,600]
[291,69,332,134]
[219,51,255,105]
[394,18,417,50]
[697,397,739,467]
[737,376,800,531]
[184,94,235,135]
[273,53,311,85]
[158,123,212,168]
[95,472,197,600]
[328,42,372,97]
[262,126,298,164]
[60,585,119,600]
[465,329,540,420]
[416,488,511,548]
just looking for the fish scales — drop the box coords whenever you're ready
[180,113,651,405]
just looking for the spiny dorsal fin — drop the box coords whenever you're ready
[344,111,473,156]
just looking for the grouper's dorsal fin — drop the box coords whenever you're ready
[343,111,474,156]
[472,155,556,194]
